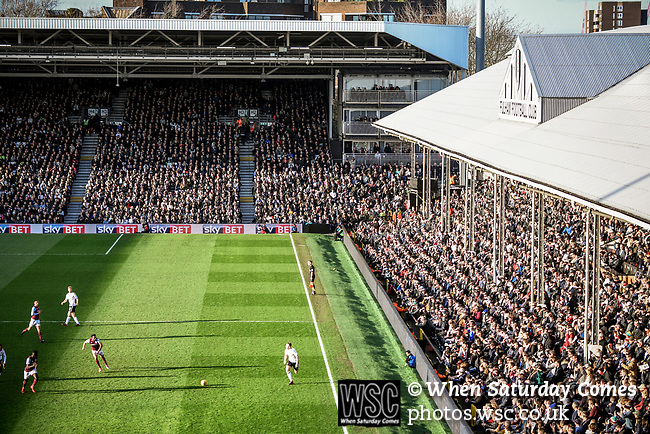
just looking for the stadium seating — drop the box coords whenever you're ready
[0,79,112,223]
[78,80,246,224]
[351,177,650,432]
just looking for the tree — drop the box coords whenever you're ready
[395,1,542,75]
[1,0,59,17]
[162,0,183,19]
[84,7,103,18]
[197,3,225,20]
[393,0,446,24]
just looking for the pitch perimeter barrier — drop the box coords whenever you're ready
[342,227,473,434]
[0,223,302,234]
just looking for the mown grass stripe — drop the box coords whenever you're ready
[208,271,299,282]
[203,292,305,307]
[211,253,296,263]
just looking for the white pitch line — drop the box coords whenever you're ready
[0,320,312,324]
[105,233,124,255]
[290,233,348,434]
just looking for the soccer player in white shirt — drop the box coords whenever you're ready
[61,286,80,326]
[283,342,299,385]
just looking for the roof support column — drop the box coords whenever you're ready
[423,148,429,219]
[530,190,536,310]
[537,193,545,305]
[530,190,545,308]
[492,175,506,283]
[583,211,601,364]
[469,166,476,252]
[445,155,451,233]
[463,164,468,250]
[498,176,505,278]
[493,176,498,283]
[328,77,333,140]
[440,154,449,233]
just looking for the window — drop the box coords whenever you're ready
[617,20,623,26]
[617,13,623,19]
[617,5,624,11]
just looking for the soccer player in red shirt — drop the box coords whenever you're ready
[21,300,44,342]
[22,350,38,393]
[82,334,110,372]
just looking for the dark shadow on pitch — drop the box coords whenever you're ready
[125,365,263,371]
[41,384,231,394]
[46,373,171,381]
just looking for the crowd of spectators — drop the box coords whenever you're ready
[351,177,650,434]
[253,81,332,224]
[255,162,408,225]
[79,80,245,224]
[0,79,106,223]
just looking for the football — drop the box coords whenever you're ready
[200,380,207,386]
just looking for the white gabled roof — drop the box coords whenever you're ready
[375,56,650,229]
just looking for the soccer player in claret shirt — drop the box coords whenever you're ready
[82,334,110,372]
[22,350,38,393]
[283,342,299,385]
[21,300,44,342]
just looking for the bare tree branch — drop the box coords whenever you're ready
[198,3,224,20]
[162,0,183,19]
[1,0,59,17]
[395,1,542,75]
[393,0,446,24]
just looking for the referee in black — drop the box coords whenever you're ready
[308,260,316,295]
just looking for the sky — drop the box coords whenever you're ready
[59,0,649,35]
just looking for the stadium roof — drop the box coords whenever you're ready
[375,31,650,229]
[520,33,650,98]
[0,18,468,73]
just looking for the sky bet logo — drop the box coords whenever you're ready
[338,380,400,427]
[0,224,31,233]
[150,224,191,234]
[42,224,85,234]
[202,224,244,234]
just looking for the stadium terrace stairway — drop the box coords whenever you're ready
[65,88,127,223]
[65,134,98,223]
[108,88,127,125]
[239,140,255,223]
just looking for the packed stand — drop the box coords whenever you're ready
[253,80,330,224]
[0,79,112,223]
[78,80,249,224]
[351,177,650,433]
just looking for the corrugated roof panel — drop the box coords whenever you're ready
[520,33,650,98]
[0,17,386,33]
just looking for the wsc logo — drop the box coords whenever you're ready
[338,380,400,426]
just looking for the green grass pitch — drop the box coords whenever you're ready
[0,234,448,434]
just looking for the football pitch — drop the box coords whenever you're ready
[0,234,448,434]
